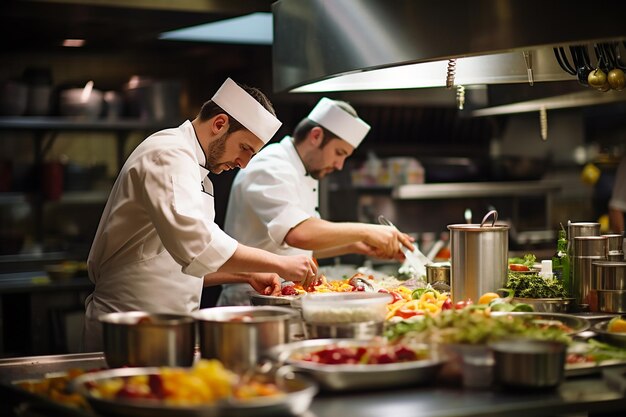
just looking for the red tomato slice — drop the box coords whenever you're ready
[509,263,530,271]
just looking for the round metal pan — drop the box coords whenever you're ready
[249,293,300,306]
[72,366,317,417]
[592,320,626,348]
[266,338,445,391]
[489,312,590,335]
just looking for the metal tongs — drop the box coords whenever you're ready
[378,215,429,277]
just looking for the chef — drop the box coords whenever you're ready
[83,78,317,351]
[218,97,413,306]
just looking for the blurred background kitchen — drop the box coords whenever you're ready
[0,0,624,357]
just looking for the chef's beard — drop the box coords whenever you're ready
[205,131,229,172]
[308,167,334,180]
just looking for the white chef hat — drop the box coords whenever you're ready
[307,97,371,148]
[211,78,282,144]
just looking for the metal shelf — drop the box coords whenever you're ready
[0,191,109,205]
[392,181,561,200]
[0,116,179,131]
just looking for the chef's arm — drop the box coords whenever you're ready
[216,243,317,283]
[284,218,414,255]
[203,271,282,296]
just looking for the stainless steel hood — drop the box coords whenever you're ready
[272,0,626,110]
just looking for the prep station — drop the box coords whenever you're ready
[1,351,626,417]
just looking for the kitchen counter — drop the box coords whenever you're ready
[0,353,625,417]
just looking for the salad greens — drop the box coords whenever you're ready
[508,254,537,268]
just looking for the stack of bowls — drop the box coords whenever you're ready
[300,292,392,340]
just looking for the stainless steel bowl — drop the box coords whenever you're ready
[193,306,297,373]
[512,297,575,313]
[489,312,590,334]
[99,312,195,369]
[592,320,626,348]
[589,289,626,313]
[490,339,567,389]
[304,321,384,340]
[266,338,446,391]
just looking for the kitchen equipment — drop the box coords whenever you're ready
[447,210,509,303]
[425,262,451,292]
[589,290,626,313]
[266,339,445,391]
[300,292,391,324]
[592,260,626,290]
[124,76,181,121]
[604,234,625,261]
[193,306,296,373]
[378,215,429,276]
[0,79,28,116]
[23,67,52,116]
[249,293,297,306]
[72,365,318,417]
[592,320,626,348]
[99,312,195,368]
[59,82,103,119]
[572,236,608,308]
[304,321,384,340]
[489,312,590,334]
[512,297,575,313]
[491,339,567,389]
[568,222,601,259]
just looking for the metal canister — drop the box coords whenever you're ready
[448,210,509,303]
[592,260,626,290]
[567,222,600,259]
[425,262,451,292]
[603,234,624,261]
[572,236,607,309]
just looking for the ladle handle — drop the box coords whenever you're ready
[480,210,498,227]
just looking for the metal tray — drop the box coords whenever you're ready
[565,341,626,377]
[593,320,626,348]
[266,338,445,391]
[490,312,590,334]
[72,366,317,417]
[249,293,300,306]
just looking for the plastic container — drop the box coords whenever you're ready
[301,292,392,324]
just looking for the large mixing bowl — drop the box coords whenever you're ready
[193,306,297,373]
[99,311,195,369]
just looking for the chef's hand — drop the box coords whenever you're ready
[362,225,414,258]
[246,272,282,296]
[278,255,318,285]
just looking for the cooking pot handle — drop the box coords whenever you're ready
[480,210,498,227]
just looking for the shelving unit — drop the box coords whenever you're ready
[0,116,180,254]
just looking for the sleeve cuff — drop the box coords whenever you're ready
[183,224,238,277]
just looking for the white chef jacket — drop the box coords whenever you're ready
[609,156,626,213]
[219,136,319,305]
[83,120,238,351]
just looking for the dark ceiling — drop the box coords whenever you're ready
[0,0,274,52]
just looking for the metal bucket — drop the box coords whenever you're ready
[603,234,624,261]
[592,260,626,290]
[447,210,509,303]
[567,222,600,259]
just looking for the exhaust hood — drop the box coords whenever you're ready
[272,0,626,111]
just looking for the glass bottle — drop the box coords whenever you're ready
[552,229,571,295]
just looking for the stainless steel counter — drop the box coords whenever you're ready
[1,353,625,417]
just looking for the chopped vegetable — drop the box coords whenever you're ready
[508,254,537,268]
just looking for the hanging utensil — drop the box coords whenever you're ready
[522,50,534,86]
[378,215,429,276]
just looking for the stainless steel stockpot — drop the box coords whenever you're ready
[592,260,626,290]
[193,306,297,373]
[447,210,509,303]
[99,311,195,369]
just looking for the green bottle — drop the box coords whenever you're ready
[552,229,570,296]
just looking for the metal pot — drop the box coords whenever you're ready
[589,289,626,313]
[447,210,509,303]
[592,260,626,290]
[193,306,296,373]
[99,312,195,369]
[491,339,567,389]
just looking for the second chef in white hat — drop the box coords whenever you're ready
[219,97,414,306]
[83,78,318,351]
